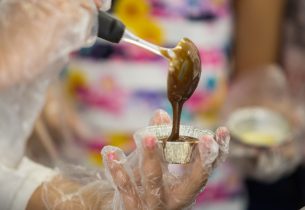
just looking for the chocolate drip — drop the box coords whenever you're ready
[161,38,201,144]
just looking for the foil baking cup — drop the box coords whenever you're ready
[134,125,214,164]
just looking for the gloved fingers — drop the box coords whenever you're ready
[0,0,97,89]
[93,0,103,8]
[81,0,97,11]
[129,109,170,186]
[214,127,230,165]
[197,135,220,175]
[126,151,142,186]
[128,110,170,188]
[102,146,143,210]
[141,136,165,210]
[94,0,112,11]
[79,0,111,12]
[167,135,219,209]
[182,136,218,194]
[149,109,171,126]
[51,0,95,16]
[101,0,112,11]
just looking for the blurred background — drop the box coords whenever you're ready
[26,0,305,209]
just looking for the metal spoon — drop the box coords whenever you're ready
[121,29,176,59]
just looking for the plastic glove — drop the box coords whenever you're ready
[229,139,302,183]
[0,0,111,89]
[39,110,170,210]
[222,65,304,182]
[0,0,112,167]
[40,110,229,210]
[101,110,230,210]
[94,0,112,11]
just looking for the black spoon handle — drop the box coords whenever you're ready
[97,11,125,43]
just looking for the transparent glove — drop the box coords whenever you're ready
[222,65,304,182]
[0,0,113,89]
[39,110,172,210]
[229,139,302,183]
[40,110,230,210]
[101,110,230,210]
[0,0,112,167]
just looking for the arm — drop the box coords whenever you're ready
[0,0,97,89]
[233,0,287,76]
[0,1,110,209]
[27,176,114,210]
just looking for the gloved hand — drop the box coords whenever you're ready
[101,110,230,210]
[222,65,304,182]
[39,110,230,210]
[0,0,112,177]
[0,0,111,89]
[229,139,302,183]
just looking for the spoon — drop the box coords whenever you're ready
[98,12,202,143]
[121,29,201,142]
[121,29,176,59]
[97,11,177,59]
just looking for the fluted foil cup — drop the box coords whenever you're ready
[134,125,214,164]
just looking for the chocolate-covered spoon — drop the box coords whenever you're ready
[97,12,202,144]
[161,38,201,142]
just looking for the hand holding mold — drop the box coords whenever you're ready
[37,110,229,210]
[102,110,230,210]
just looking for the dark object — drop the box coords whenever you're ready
[97,11,125,43]
[79,43,114,59]
[246,166,305,210]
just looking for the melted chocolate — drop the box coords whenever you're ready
[159,136,198,144]
[161,38,201,143]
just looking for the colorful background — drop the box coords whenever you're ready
[60,0,242,208]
